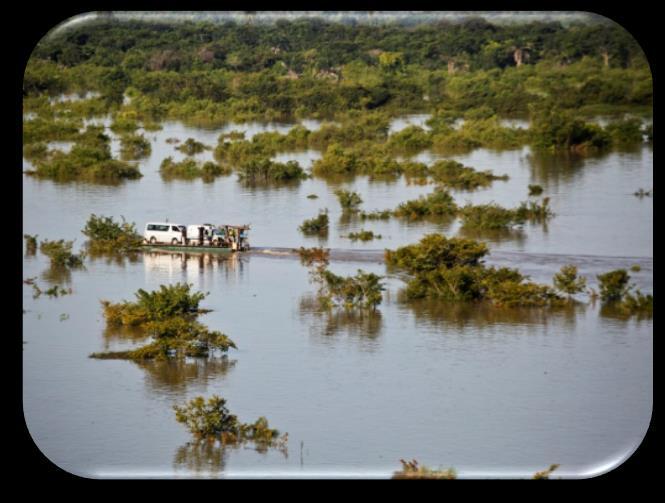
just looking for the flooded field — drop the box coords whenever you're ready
[23,116,653,478]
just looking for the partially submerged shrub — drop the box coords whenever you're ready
[173,395,287,452]
[312,267,385,310]
[393,187,458,220]
[529,105,611,152]
[160,157,229,180]
[528,184,544,196]
[176,138,209,155]
[392,459,457,480]
[387,125,432,153]
[604,117,644,145]
[299,210,329,236]
[307,194,319,199]
[334,189,363,213]
[39,239,85,268]
[552,265,587,297]
[634,188,652,198]
[81,214,143,252]
[515,197,554,223]
[596,269,631,302]
[359,209,393,220]
[102,283,207,327]
[120,133,151,160]
[460,203,522,230]
[618,290,653,317]
[237,158,307,184]
[24,234,38,255]
[346,230,381,241]
[297,247,330,266]
[429,160,508,190]
[386,233,564,307]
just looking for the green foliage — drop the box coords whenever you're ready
[634,188,652,198]
[386,233,564,307]
[359,209,393,220]
[173,395,287,450]
[312,267,385,310]
[160,157,229,180]
[24,234,38,255]
[596,269,631,302]
[528,184,544,196]
[81,213,143,252]
[237,158,307,184]
[299,210,329,236]
[387,125,432,153]
[385,233,489,275]
[604,117,644,145]
[429,159,508,190]
[39,239,85,268]
[176,137,210,155]
[529,105,612,151]
[346,230,381,241]
[460,203,528,230]
[102,282,207,327]
[393,187,458,220]
[392,459,457,480]
[618,290,653,317]
[630,264,641,272]
[515,197,554,223]
[27,126,142,182]
[552,265,587,297]
[334,189,363,212]
[119,133,151,159]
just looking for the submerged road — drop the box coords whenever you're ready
[249,246,654,289]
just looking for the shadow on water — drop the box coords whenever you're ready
[299,294,384,340]
[136,356,237,394]
[404,298,585,330]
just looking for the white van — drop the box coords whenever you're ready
[144,222,185,245]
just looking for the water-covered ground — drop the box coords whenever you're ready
[23,115,653,478]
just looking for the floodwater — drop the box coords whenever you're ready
[22,115,653,478]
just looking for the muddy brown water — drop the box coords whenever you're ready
[23,115,652,478]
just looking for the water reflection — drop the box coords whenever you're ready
[173,440,230,476]
[136,356,237,394]
[527,149,611,187]
[299,294,384,339]
[405,298,584,330]
[85,246,142,267]
[142,251,245,284]
[41,264,74,285]
[458,225,527,245]
[598,303,653,322]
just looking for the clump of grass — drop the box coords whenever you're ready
[120,133,151,160]
[515,197,554,223]
[346,230,381,241]
[39,239,85,268]
[595,269,653,318]
[597,269,631,302]
[306,194,319,199]
[459,203,522,230]
[110,115,139,133]
[24,234,38,255]
[528,184,544,196]
[299,210,329,236]
[533,464,560,479]
[165,137,181,144]
[552,265,587,298]
[393,187,458,220]
[630,264,641,272]
[219,131,246,141]
[334,189,363,213]
[176,138,210,155]
[297,247,330,266]
[173,395,288,452]
[392,459,457,480]
[429,159,508,190]
[81,214,143,253]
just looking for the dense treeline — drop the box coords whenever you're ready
[24,18,651,123]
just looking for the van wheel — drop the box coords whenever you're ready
[172,238,180,245]
[149,237,157,244]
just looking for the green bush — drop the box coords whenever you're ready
[334,189,363,212]
[39,239,85,268]
[81,214,143,252]
[119,133,151,160]
[429,160,508,190]
[392,459,457,480]
[24,234,38,255]
[312,267,385,310]
[346,230,381,241]
[176,138,210,155]
[299,210,329,236]
[553,265,587,297]
[237,158,307,184]
[528,184,544,196]
[597,269,631,302]
[393,187,458,220]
